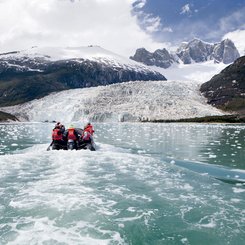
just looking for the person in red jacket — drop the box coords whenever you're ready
[55,122,65,133]
[79,122,95,151]
[83,122,94,135]
[50,122,66,150]
[63,125,80,150]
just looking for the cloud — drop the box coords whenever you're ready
[180,4,192,15]
[141,14,162,33]
[133,0,147,9]
[218,7,245,32]
[132,0,163,35]
[0,0,161,56]
[204,7,245,44]
[223,29,245,55]
[162,27,173,33]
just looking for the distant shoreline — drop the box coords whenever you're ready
[141,114,245,124]
[1,111,244,124]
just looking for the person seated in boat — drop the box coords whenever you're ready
[83,122,94,135]
[55,122,65,133]
[63,125,80,150]
[51,122,67,150]
[79,122,95,151]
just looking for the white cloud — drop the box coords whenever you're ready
[223,29,245,55]
[162,27,173,33]
[0,0,161,56]
[133,0,147,9]
[180,4,191,15]
[219,7,245,32]
[143,15,162,33]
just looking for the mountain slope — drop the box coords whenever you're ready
[0,46,165,106]
[200,56,245,114]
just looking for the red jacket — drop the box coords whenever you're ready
[84,125,94,135]
[82,131,92,141]
[67,128,78,140]
[52,129,63,141]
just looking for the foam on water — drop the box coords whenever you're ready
[1,144,128,244]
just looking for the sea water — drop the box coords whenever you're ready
[0,122,244,245]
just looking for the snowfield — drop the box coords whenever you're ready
[0,46,161,75]
[153,60,227,84]
[2,80,226,123]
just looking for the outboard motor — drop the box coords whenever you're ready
[67,139,77,150]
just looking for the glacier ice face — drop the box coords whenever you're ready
[1,80,226,123]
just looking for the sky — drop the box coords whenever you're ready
[0,0,244,56]
[134,0,245,53]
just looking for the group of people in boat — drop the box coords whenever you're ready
[49,121,96,151]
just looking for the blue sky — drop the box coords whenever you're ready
[133,0,245,45]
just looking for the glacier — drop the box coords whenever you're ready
[2,79,226,123]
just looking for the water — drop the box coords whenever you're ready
[0,122,244,244]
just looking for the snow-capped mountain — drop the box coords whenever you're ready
[0,46,165,106]
[130,39,240,68]
[1,80,226,123]
[177,39,240,64]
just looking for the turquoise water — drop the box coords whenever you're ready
[0,123,244,244]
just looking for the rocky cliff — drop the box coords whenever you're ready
[200,56,245,114]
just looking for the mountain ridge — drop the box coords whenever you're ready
[130,38,240,68]
[0,46,165,106]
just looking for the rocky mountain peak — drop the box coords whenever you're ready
[176,39,213,63]
[212,39,240,64]
[130,38,240,68]
[130,47,177,68]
